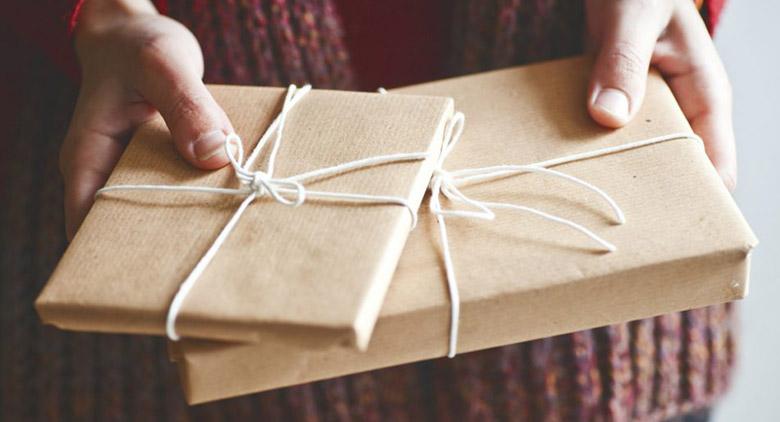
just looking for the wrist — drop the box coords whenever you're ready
[76,0,158,38]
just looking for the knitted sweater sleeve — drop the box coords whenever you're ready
[4,0,725,82]
[1,0,85,78]
[1,0,168,79]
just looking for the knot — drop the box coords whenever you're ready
[248,170,271,193]
[429,168,453,190]
[224,121,307,207]
[247,170,306,207]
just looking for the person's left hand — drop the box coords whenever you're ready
[586,0,736,190]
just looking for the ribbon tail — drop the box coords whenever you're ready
[482,201,616,252]
[435,213,460,358]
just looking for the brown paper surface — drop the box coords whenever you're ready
[172,56,758,404]
[36,86,454,349]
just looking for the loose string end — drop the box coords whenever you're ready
[600,239,617,253]
[409,212,418,230]
[166,311,181,341]
[614,207,627,225]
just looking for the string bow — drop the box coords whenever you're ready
[430,111,703,358]
[431,112,632,358]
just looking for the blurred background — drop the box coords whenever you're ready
[713,2,780,420]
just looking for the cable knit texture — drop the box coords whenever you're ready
[0,1,733,420]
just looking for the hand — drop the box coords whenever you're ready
[586,0,736,190]
[61,0,234,240]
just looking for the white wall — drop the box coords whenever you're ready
[713,2,780,421]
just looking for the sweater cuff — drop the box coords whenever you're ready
[64,0,168,80]
[68,0,87,35]
[702,0,727,35]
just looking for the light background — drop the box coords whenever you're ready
[713,1,780,421]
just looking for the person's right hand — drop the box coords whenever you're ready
[585,0,736,191]
[61,0,234,240]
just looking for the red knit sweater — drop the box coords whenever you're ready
[1,0,724,87]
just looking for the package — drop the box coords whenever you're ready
[171,56,757,404]
[36,86,454,350]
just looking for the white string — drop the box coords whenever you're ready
[95,84,431,341]
[431,111,702,357]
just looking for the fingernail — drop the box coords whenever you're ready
[193,130,227,161]
[594,88,630,121]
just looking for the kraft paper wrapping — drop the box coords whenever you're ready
[171,57,757,404]
[36,87,455,350]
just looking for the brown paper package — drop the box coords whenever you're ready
[35,87,455,350]
[171,56,758,404]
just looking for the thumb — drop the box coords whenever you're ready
[135,38,234,169]
[588,4,665,128]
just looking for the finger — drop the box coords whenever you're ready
[689,105,736,190]
[587,1,670,128]
[655,3,736,190]
[134,27,234,169]
[61,127,126,240]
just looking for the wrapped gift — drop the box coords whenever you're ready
[36,86,454,350]
[170,56,757,404]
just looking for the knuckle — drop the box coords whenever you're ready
[605,42,648,79]
[135,32,177,75]
[137,32,171,60]
[166,91,209,128]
